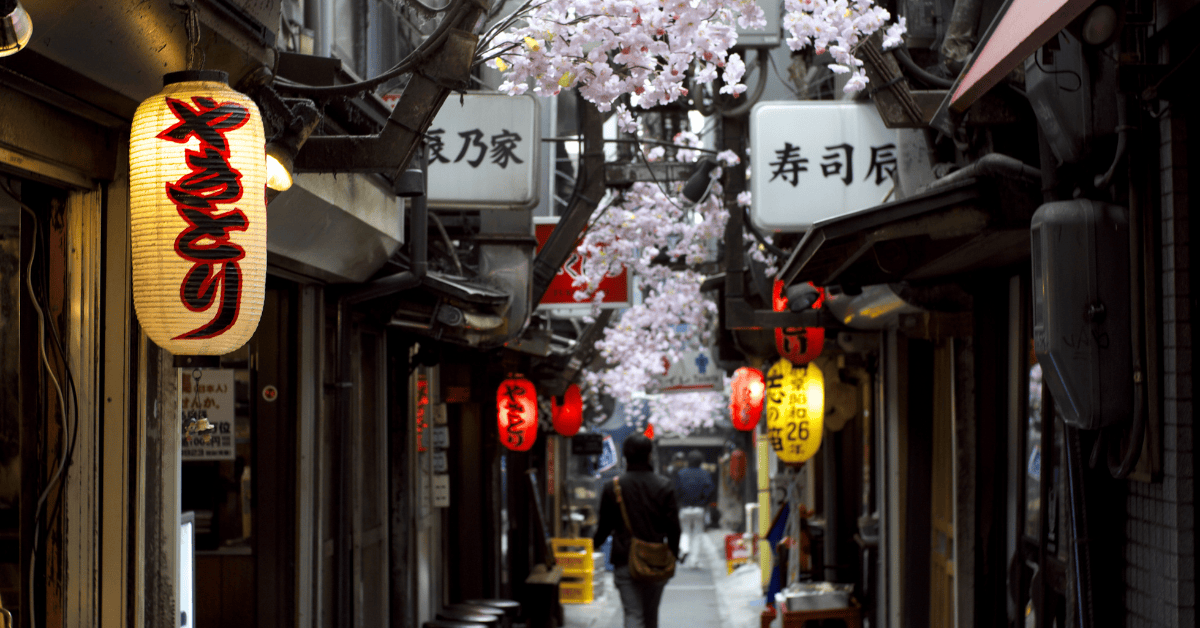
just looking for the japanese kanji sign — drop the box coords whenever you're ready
[534,218,631,309]
[385,92,540,208]
[181,368,236,461]
[750,102,896,232]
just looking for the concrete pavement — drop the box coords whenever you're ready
[561,530,765,628]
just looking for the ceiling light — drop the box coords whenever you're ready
[0,0,32,57]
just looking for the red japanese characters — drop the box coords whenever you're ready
[730,366,766,431]
[551,383,583,437]
[497,377,538,451]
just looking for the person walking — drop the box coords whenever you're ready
[593,434,681,628]
[673,449,713,568]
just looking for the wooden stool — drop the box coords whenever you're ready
[781,604,862,628]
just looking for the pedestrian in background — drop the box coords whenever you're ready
[593,434,681,628]
[673,449,713,568]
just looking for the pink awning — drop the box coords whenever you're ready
[948,0,1098,112]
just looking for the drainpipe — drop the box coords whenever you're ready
[334,165,426,627]
[940,0,985,72]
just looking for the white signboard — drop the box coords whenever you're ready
[750,102,896,232]
[181,369,236,460]
[653,349,723,394]
[422,92,540,208]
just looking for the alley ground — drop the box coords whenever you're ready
[562,529,765,628]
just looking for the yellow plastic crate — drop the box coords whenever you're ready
[559,574,594,604]
[552,538,594,575]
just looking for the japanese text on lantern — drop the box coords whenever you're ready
[764,360,824,465]
[160,96,251,340]
[502,382,528,447]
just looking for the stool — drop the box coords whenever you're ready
[436,609,500,627]
[446,604,508,628]
[466,599,521,620]
[780,605,862,628]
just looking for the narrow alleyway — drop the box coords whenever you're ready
[562,530,764,628]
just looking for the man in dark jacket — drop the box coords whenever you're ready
[673,449,713,568]
[593,434,681,628]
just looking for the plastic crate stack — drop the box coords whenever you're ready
[552,538,594,604]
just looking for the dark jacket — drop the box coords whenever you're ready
[593,464,681,566]
[674,467,714,508]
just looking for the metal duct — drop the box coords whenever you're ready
[824,285,925,330]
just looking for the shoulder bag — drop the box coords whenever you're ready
[613,477,676,582]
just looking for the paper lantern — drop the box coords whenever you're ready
[552,384,583,437]
[130,70,267,355]
[729,449,747,483]
[497,378,538,451]
[764,358,824,465]
[773,280,824,365]
[730,366,766,431]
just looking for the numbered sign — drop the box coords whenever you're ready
[764,359,824,465]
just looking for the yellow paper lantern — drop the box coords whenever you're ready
[764,358,824,465]
[129,70,267,355]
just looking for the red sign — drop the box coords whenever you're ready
[535,219,630,307]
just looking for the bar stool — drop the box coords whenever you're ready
[436,609,500,628]
[465,599,521,621]
[445,604,508,628]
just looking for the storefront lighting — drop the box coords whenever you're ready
[264,100,320,194]
[765,358,824,465]
[129,70,267,355]
[497,377,538,451]
[0,0,32,57]
[730,366,765,431]
[551,383,583,437]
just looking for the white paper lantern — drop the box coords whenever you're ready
[130,70,267,355]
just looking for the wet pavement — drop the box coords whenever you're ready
[562,530,765,628]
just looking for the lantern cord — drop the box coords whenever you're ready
[4,183,80,628]
[170,0,205,71]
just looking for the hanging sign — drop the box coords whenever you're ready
[406,92,541,209]
[764,359,824,465]
[534,217,631,309]
[497,377,538,451]
[653,349,722,394]
[750,102,896,232]
[129,70,267,355]
[181,369,236,461]
[730,366,766,431]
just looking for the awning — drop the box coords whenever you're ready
[778,155,1042,289]
[932,0,1097,133]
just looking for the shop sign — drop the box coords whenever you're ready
[534,218,631,309]
[181,369,236,461]
[653,349,722,394]
[383,92,540,208]
[750,102,895,232]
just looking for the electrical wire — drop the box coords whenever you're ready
[3,184,74,628]
[273,0,469,97]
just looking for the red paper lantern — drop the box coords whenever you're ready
[497,378,538,451]
[730,366,766,431]
[773,279,825,365]
[729,449,747,482]
[643,423,655,439]
[552,384,583,437]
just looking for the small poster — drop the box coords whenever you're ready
[181,369,236,461]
